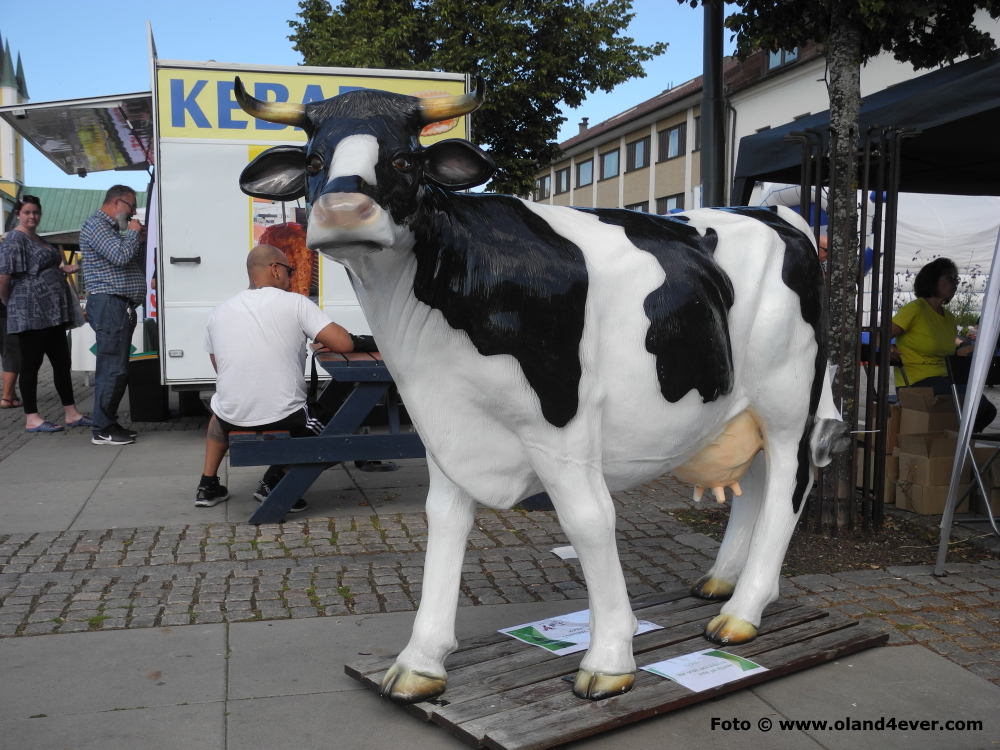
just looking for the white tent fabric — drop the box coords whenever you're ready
[935,224,1000,575]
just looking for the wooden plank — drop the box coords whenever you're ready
[398,601,806,722]
[345,352,382,364]
[345,589,694,682]
[481,625,886,750]
[440,605,835,744]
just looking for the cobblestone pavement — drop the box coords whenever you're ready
[1,473,999,686]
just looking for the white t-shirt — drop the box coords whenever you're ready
[205,287,333,426]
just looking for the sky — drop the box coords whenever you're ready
[1,0,736,192]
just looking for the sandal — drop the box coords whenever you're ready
[66,415,94,428]
[26,421,64,433]
[0,397,22,409]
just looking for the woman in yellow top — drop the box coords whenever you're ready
[891,258,996,432]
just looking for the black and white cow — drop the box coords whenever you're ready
[234,78,849,703]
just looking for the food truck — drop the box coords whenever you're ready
[0,26,472,391]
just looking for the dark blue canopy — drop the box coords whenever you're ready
[731,53,1000,205]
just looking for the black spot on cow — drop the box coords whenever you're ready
[411,190,588,428]
[720,206,827,512]
[583,209,734,405]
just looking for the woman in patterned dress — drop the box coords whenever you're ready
[0,196,92,432]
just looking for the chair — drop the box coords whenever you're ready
[944,355,1000,536]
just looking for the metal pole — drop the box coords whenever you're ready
[701,0,726,207]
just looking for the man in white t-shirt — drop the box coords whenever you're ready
[196,244,357,511]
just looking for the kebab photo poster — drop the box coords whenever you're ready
[248,145,319,301]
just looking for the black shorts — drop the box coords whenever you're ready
[215,406,323,438]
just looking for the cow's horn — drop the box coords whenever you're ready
[233,76,308,127]
[419,76,486,125]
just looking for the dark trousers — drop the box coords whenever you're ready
[16,325,74,414]
[0,314,21,374]
[908,376,998,433]
[86,294,137,435]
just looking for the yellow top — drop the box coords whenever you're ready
[892,298,957,387]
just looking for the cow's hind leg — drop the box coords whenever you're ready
[380,457,475,703]
[704,430,809,645]
[692,451,766,600]
[538,460,637,700]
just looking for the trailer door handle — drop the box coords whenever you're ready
[169,256,201,264]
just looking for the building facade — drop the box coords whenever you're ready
[0,32,28,228]
[532,28,998,211]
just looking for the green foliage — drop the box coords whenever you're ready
[681,1,999,69]
[289,0,666,196]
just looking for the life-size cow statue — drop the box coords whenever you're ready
[233,77,850,703]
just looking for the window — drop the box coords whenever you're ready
[656,194,685,214]
[657,123,686,162]
[555,168,570,194]
[534,175,551,201]
[626,136,650,172]
[694,116,701,151]
[577,159,593,187]
[600,150,619,180]
[625,201,649,213]
[766,47,799,71]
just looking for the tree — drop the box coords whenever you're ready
[289,0,666,196]
[684,0,998,525]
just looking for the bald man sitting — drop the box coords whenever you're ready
[196,244,358,511]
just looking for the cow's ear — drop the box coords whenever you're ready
[422,139,496,190]
[239,145,307,200]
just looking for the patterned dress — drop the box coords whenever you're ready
[0,230,72,333]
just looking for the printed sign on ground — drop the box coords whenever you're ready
[499,610,662,656]
[641,649,768,692]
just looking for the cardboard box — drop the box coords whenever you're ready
[897,432,972,486]
[896,482,969,515]
[971,445,1000,487]
[897,388,959,435]
[886,403,901,454]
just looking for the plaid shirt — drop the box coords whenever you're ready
[79,209,145,304]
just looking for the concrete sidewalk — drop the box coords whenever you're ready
[1,374,1000,748]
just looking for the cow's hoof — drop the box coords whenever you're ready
[704,613,758,644]
[378,662,447,704]
[573,669,635,700]
[691,574,735,600]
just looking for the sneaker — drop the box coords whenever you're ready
[92,428,135,446]
[195,478,230,507]
[252,478,275,503]
[253,478,306,513]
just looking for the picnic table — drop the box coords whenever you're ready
[229,351,426,524]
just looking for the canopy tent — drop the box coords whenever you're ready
[731,53,1000,206]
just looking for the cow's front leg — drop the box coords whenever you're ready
[539,461,637,700]
[705,435,808,645]
[380,456,475,703]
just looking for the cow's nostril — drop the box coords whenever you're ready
[312,193,379,229]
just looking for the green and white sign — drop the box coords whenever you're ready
[499,610,662,656]
[641,649,767,692]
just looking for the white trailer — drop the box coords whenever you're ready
[0,26,471,388]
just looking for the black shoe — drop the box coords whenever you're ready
[195,478,230,507]
[288,498,308,513]
[91,428,135,446]
[252,477,275,503]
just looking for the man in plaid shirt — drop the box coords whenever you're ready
[80,185,146,445]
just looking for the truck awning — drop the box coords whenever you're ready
[0,92,153,176]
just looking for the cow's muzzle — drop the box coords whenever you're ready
[311,193,380,231]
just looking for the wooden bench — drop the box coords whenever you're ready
[228,352,425,523]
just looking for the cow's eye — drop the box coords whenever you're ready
[307,154,324,175]
[393,155,413,172]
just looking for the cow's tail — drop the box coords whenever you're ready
[809,365,851,467]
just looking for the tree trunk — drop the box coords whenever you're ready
[824,7,861,529]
